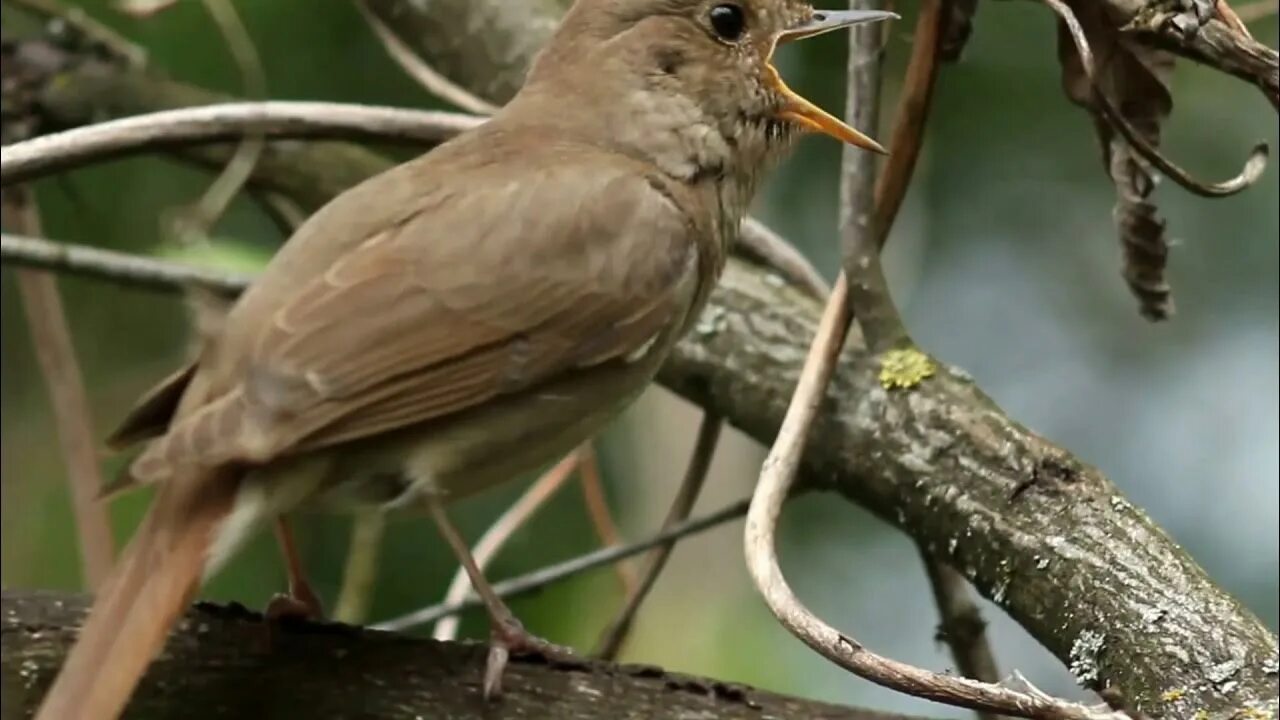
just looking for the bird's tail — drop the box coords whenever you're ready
[35,466,242,720]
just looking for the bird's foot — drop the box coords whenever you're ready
[264,580,325,623]
[483,615,579,700]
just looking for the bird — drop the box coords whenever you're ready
[34,1,894,717]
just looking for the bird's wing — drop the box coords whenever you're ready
[131,156,699,480]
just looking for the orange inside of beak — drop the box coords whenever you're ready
[764,63,887,154]
[765,9,897,154]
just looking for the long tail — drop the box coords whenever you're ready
[35,467,241,720]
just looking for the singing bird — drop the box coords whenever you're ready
[35,1,894,717]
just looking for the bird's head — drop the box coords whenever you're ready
[523,0,896,172]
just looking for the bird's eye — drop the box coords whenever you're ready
[708,3,746,42]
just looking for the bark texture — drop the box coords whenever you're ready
[0,591,934,720]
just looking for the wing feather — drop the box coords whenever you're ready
[131,155,699,482]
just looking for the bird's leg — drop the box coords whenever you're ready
[264,516,325,621]
[423,495,578,699]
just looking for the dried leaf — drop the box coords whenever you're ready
[1057,2,1179,320]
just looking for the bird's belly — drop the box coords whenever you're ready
[310,350,667,511]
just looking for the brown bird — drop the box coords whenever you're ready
[35,1,894,717]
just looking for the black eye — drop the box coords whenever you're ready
[709,3,746,42]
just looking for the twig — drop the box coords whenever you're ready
[431,452,581,641]
[332,511,385,624]
[870,0,945,250]
[373,498,752,632]
[164,0,267,245]
[575,444,639,595]
[352,0,499,116]
[0,103,837,295]
[1,233,251,295]
[593,412,722,661]
[738,219,832,299]
[1049,0,1269,198]
[4,0,148,66]
[839,0,909,353]
[0,102,485,186]
[2,189,115,591]
[919,551,1002,695]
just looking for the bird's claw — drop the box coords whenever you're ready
[482,616,579,700]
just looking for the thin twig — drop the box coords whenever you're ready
[1,233,251,295]
[919,550,1002,694]
[575,444,639,595]
[739,219,832,299]
[332,511,385,624]
[164,0,267,245]
[870,0,945,250]
[593,412,722,661]
[2,189,115,591]
[1048,0,1269,198]
[0,104,834,295]
[431,452,581,641]
[352,0,499,116]
[373,498,752,633]
[0,102,485,186]
[4,0,148,66]
[839,0,909,353]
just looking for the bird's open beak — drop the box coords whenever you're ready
[767,9,898,153]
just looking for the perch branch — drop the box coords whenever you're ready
[0,590,939,720]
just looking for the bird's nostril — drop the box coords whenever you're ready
[812,12,826,21]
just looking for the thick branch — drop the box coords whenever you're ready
[659,266,1278,718]
[0,590,931,720]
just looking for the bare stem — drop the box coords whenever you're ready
[575,444,639,594]
[593,412,722,661]
[920,551,1003,720]
[352,0,499,115]
[2,189,115,590]
[0,102,484,186]
[1,233,251,295]
[166,0,268,243]
[332,511,386,624]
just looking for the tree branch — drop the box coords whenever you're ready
[0,590,937,720]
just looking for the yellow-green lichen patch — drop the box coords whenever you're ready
[878,348,936,390]
[1161,688,1187,702]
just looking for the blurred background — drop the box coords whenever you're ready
[1,2,1276,717]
